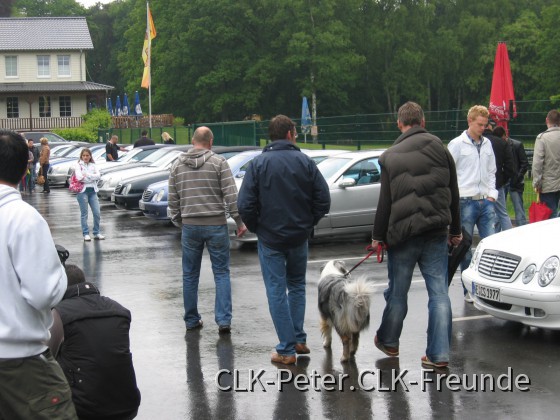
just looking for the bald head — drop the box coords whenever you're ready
[192,126,214,149]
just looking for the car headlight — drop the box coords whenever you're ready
[470,244,482,270]
[522,264,537,284]
[122,184,132,195]
[538,256,559,287]
[155,189,165,202]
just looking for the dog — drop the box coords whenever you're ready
[318,260,375,362]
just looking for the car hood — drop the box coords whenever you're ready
[477,218,560,255]
[103,165,162,181]
[120,170,170,189]
[147,179,168,191]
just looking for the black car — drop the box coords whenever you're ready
[112,145,259,211]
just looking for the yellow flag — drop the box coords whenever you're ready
[141,7,157,89]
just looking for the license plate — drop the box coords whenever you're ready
[111,194,115,202]
[472,282,500,302]
[139,201,145,210]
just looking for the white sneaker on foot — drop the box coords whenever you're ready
[94,234,105,240]
[464,293,474,303]
[84,234,92,241]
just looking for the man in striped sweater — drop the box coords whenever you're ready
[168,127,247,334]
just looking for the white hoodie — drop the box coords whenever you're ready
[0,185,67,358]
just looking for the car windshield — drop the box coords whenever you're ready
[51,145,74,156]
[317,157,352,180]
[118,148,151,162]
[147,150,182,168]
[226,152,257,173]
[66,146,103,159]
[140,148,174,164]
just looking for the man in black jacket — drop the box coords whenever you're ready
[49,265,141,420]
[494,126,528,226]
[238,114,330,365]
[484,122,514,232]
[133,130,155,148]
[371,102,462,369]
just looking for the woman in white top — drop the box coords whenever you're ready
[74,148,104,241]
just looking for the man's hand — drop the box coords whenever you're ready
[237,224,248,238]
[448,234,463,247]
[371,239,382,249]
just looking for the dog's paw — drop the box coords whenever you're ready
[340,355,354,363]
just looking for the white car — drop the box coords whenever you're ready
[462,218,560,329]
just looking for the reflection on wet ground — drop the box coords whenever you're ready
[25,189,560,419]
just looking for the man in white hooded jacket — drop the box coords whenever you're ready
[0,130,77,419]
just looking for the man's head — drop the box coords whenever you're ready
[467,105,490,139]
[546,110,560,128]
[397,102,425,131]
[28,139,34,149]
[269,115,297,142]
[191,126,214,149]
[65,264,86,287]
[0,130,29,186]
[492,126,506,139]
[110,135,118,144]
[141,130,148,137]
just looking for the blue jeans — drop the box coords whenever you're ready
[376,234,452,363]
[257,241,308,356]
[181,224,232,328]
[540,191,560,219]
[506,187,526,226]
[494,187,512,232]
[76,187,100,236]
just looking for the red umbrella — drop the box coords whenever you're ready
[489,42,517,135]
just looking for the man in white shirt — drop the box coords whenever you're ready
[0,130,77,419]
[448,105,497,302]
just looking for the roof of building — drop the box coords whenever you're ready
[0,81,114,93]
[0,17,93,51]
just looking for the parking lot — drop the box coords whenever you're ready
[26,188,560,419]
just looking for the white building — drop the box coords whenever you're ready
[0,17,113,131]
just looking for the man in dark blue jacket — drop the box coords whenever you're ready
[238,114,330,365]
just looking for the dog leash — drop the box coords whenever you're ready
[344,243,385,278]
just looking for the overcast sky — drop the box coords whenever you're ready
[78,0,115,8]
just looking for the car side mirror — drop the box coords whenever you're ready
[236,171,246,179]
[338,177,356,188]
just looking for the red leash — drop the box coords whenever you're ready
[344,243,386,277]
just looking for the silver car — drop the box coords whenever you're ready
[228,149,385,242]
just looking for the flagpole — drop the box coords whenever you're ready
[147,2,152,129]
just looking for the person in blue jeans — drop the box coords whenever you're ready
[168,127,247,334]
[372,102,461,369]
[238,115,330,365]
[448,105,498,302]
[74,148,104,241]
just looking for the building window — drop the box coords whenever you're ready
[59,96,71,117]
[5,56,17,77]
[57,55,70,77]
[39,96,51,117]
[37,55,50,77]
[7,97,19,118]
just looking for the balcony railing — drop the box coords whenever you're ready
[0,117,83,131]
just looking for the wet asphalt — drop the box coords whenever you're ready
[23,187,560,420]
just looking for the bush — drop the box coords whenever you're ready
[173,116,184,127]
[53,127,97,142]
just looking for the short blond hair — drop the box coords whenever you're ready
[467,105,489,121]
[40,137,48,145]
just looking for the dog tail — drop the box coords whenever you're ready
[344,277,375,308]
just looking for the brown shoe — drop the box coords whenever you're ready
[374,335,399,357]
[295,343,310,354]
[271,352,296,365]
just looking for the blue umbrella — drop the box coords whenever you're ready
[107,97,114,116]
[301,96,312,141]
[122,93,130,116]
[115,96,122,116]
[134,91,143,116]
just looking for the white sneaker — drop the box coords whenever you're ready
[464,293,474,303]
[94,234,105,240]
[84,234,92,242]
